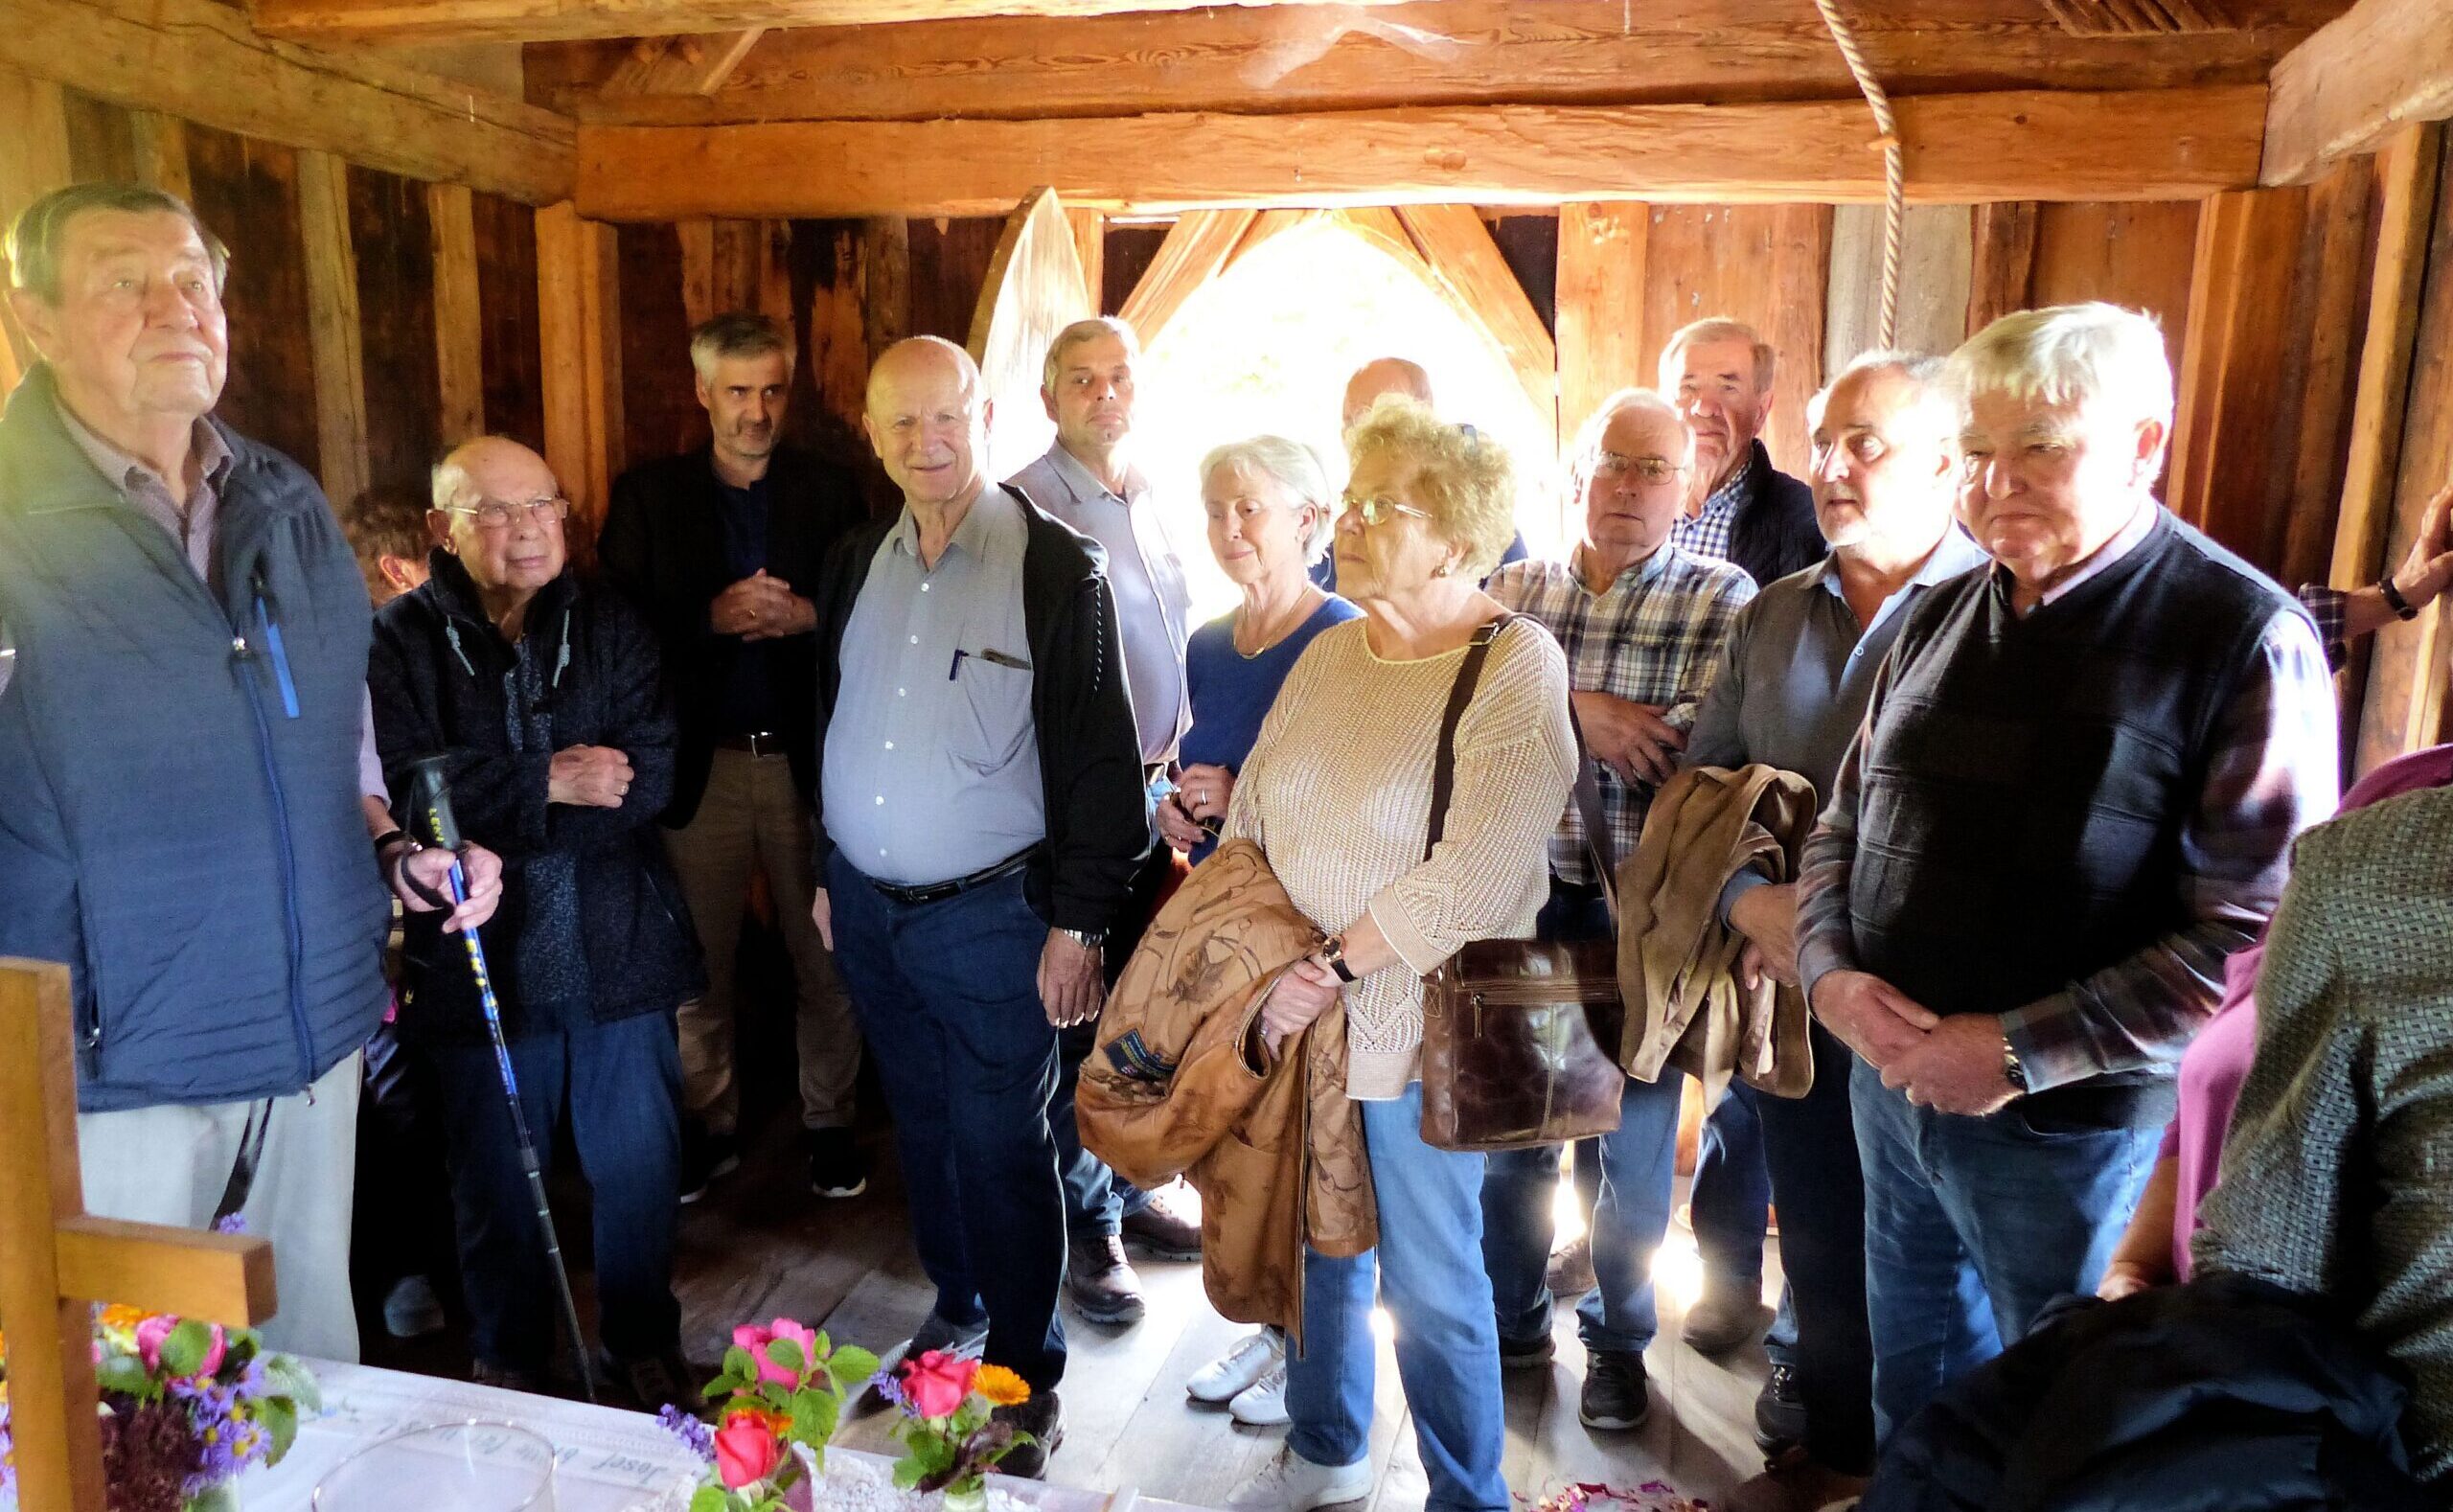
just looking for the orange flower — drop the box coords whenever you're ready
[973,1364,1030,1409]
[96,1305,148,1334]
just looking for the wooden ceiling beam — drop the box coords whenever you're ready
[2260,0,2453,184]
[528,0,2326,128]
[250,0,1405,47]
[576,86,2268,221]
[0,0,572,203]
[599,30,768,98]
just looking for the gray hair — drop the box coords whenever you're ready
[1199,434,1338,562]
[6,182,228,305]
[689,311,794,381]
[1658,316,1777,398]
[1808,349,1950,426]
[1041,315,1139,394]
[1566,387,1692,490]
[1946,303,2175,429]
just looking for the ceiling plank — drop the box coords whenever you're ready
[0,0,573,204]
[577,86,2268,220]
[2261,0,2453,184]
[531,0,2325,127]
[1115,210,1257,345]
[600,30,767,98]
[253,0,1408,47]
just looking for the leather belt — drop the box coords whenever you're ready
[868,846,1038,907]
[715,731,786,756]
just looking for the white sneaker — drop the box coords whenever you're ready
[1189,1328,1285,1405]
[1228,1446,1371,1511]
[1228,1361,1289,1426]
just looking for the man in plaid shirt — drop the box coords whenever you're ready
[1479,387,1754,1434]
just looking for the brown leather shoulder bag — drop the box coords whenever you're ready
[1419,615,1627,1154]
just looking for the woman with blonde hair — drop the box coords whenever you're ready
[1225,399,1575,1512]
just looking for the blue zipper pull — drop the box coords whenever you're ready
[256,596,301,719]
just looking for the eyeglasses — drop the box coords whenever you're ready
[1338,493,1433,528]
[1591,452,1687,484]
[445,495,571,530]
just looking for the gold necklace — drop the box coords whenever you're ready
[1235,589,1318,659]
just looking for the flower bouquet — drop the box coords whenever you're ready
[0,1305,321,1512]
[874,1352,1032,1512]
[662,1318,879,1512]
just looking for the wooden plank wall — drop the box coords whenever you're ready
[40,88,545,531]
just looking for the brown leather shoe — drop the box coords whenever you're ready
[1120,1183,1203,1261]
[1724,1447,1868,1512]
[1066,1233,1147,1324]
[1681,1280,1774,1356]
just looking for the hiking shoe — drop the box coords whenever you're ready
[678,1125,740,1205]
[1227,1446,1372,1511]
[1578,1349,1650,1432]
[1066,1233,1147,1325]
[1120,1182,1203,1260]
[1754,1362,1808,1452]
[862,1312,988,1412]
[1682,1281,1773,1356]
[993,1387,1065,1479]
[1189,1328,1285,1404]
[805,1126,869,1199]
[1547,1234,1596,1300]
[1499,1329,1557,1369]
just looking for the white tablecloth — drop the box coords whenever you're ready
[238,1360,1141,1512]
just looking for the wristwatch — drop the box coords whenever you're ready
[2381,575,2420,622]
[1318,934,1358,983]
[2002,1041,2029,1094]
[1057,927,1106,953]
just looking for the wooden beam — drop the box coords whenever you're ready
[1225,209,1323,270]
[1066,208,1104,317]
[578,87,2267,221]
[1328,206,1420,271]
[1965,200,2040,337]
[1,0,573,204]
[429,183,486,445]
[862,217,909,362]
[1395,204,1558,446]
[1825,203,1973,369]
[536,202,624,527]
[255,0,1409,45]
[54,1218,277,1325]
[0,67,74,394]
[1555,202,1649,448]
[2168,186,2308,545]
[600,31,768,98]
[2329,126,2442,597]
[2279,153,2376,589]
[127,111,193,204]
[2262,0,2453,185]
[533,0,2320,128]
[1116,211,1258,346]
[298,151,371,513]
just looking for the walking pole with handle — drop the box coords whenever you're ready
[402,755,599,1405]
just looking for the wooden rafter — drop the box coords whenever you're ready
[601,31,768,99]
[2040,0,2235,35]
[2261,0,2453,185]
[578,86,2268,220]
[251,0,1407,46]
[1114,211,1257,346]
[2,0,573,204]
[1393,204,1558,441]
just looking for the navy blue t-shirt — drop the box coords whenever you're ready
[714,473,780,736]
[1180,594,1364,862]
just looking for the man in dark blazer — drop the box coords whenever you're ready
[599,311,870,1204]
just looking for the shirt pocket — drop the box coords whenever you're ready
[949,651,1033,774]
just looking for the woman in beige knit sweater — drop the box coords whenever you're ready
[1222,400,1576,1512]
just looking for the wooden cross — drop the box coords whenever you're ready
[0,958,278,1512]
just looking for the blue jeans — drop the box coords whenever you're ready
[1479,877,1682,1359]
[827,854,1067,1388]
[1052,1020,1149,1238]
[428,1011,682,1371]
[1692,1082,1773,1292]
[1286,1088,1508,1512]
[1851,1056,2160,1441]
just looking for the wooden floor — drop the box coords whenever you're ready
[662,1120,1779,1511]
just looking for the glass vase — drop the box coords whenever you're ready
[186,1486,241,1512]
[936,1480,989,1512]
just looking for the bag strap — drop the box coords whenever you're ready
[1424,613,1514,860]
[1565,705,1618,913]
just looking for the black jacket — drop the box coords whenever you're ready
[811,486,1152,935]
[1862,1275,2435,1511]
[1724,440,1824,591]
[370,551,706,1041]
[599,444,866,825]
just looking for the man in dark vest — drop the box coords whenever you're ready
[0,182,501,1361]
[600,312,871,1205]
[1794,301,2340,1441]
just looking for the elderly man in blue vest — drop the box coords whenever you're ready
[0,183,502,1361]
[1794,302,2339,1441]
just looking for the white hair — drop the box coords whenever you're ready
[1946,303,2174,429]
[1808,349,1951,428]
[1041,315,1139,394]
[1566,387,1692,489]
[1199,434,1337,562]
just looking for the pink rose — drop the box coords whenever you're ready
[732,1317,820,1387]
[900,1350,977,1419]
[714,1416,784,1490]
[131,1317,227,1379]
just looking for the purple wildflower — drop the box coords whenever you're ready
[657,1403,715,1461]
[869,1368,906,1412]
[214,1213,249,1235]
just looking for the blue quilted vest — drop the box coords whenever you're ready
[0,366,389,1111]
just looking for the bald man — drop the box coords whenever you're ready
[805,337,1147,1476]
[1318,356,1526,591]
[369,435,700,1410]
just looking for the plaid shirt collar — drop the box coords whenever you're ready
[1568,540,1676,597]
[1700,445,1756,519]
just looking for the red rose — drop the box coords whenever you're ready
[900,1350,978,1419]
[714,1415,784,1489]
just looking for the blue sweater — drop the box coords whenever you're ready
[1180,595,1362,861]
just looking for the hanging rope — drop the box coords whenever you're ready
[1813,0,1905,350]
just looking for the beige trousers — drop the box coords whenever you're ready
[667,747,860,1134]
[78,1051,364,1362]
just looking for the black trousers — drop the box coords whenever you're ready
[1757,1019,1878,1474]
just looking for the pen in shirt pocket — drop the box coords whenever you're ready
[948,646,1034,678]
